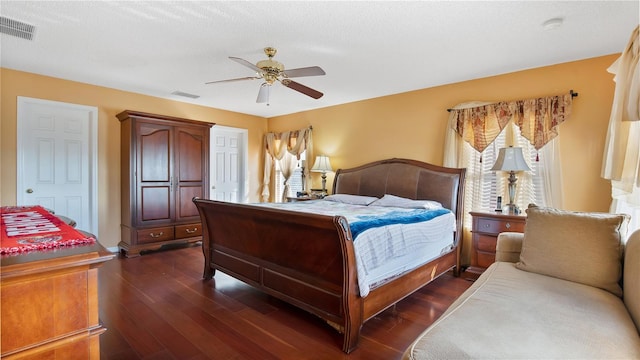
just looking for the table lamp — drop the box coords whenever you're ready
[490,146,531,214]
[310,155,333,196]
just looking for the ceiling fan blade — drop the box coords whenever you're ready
[280,79,323,99]
[205,76,259,84]
[283,66,326,78]
[257,83,270,103]
[229,56,262,73]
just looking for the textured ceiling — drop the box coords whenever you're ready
[1,1,638,118]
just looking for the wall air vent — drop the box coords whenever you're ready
[0,16,36,40]
[171,91,200,99]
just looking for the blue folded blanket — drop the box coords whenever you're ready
[349,208,450,239]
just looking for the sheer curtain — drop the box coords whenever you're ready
[445,119,563,225]
[601,25,640,237]
[262,127,313,202]
[444,95,568,264]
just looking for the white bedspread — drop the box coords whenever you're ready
[253,200,455,297]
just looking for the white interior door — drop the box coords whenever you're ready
[16,97,98,235]
[210,126,248,203]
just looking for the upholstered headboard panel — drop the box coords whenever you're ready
[332,158,466,221]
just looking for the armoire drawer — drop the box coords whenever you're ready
[175,223,202,239]
[137,226,174,243]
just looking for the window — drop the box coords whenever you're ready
[274,152,306,202]
[462,122,548,228]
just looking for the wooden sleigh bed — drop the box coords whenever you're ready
[193,158,465,353]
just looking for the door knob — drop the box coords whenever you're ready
[26,188,34,194]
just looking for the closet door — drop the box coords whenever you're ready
[135,121,174,226]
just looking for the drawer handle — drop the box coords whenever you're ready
[506,222,511,229]
[484,224,490,228]
[149,231,164,238]
[185,227,198,234]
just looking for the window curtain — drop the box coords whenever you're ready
[262,127,313,202]
[445,95,568,265]
[601,25,640,237]
[446,94,569,206]
[451,93,572,152]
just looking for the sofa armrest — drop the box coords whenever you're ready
[624,229,640,334]
[495,232,524,263]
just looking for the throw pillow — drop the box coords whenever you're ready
[323,194,379,206]
[369,194,442,209]
[516,204,628,297]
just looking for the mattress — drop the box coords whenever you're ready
[253,200,455,297]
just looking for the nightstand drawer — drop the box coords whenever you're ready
[477,234,497,252]
[477,251,496,268]
[175,223,202,239]
[476,217,525,235]
[467,211,526,278]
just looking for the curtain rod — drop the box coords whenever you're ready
[446,90,579,112]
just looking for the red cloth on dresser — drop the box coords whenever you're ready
[0,205,95,254]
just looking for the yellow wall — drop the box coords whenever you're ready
[1,54,618,254]
[270,54,618,214]
[1,68,267,249]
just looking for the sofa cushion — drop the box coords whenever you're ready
[625,229,640,333]
[404,262,640,359]
[495,232,524,263]
[516,205,628,297]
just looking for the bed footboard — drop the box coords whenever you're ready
[193,198,363,352]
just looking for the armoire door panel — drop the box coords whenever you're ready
[139,126,171,182]
[177,185,202,219]
[176,128,204,182]
[140,186,172,221]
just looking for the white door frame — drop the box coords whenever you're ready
[16,96,99,235]
[210,125,249,203]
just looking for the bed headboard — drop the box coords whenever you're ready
[332,158,466,223]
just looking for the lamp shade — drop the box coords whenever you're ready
[311,155,333,173]
[490,147,531,172]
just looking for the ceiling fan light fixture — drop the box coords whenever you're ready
[257,82,270,104]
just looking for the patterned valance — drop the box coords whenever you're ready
[450,92,573,152]
[262,127,314,202]
[264,127,313,160]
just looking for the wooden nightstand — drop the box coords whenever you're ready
[467,211,526,278]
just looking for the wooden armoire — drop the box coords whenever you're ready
[118,110,214,257]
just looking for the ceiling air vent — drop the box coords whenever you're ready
[0,16,35,40]
[171,91,200,99]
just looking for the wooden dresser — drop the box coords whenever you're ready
[118,110,214,257]
[467,211,526,278]
[1,243,114,359]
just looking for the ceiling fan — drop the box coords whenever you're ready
[206,47,326,104]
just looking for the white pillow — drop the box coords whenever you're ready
[323,194,379,206]
[369,194,442,209]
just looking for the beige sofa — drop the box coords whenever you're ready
[404,205,640,359]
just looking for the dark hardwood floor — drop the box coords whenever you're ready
[99,244,471,360]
